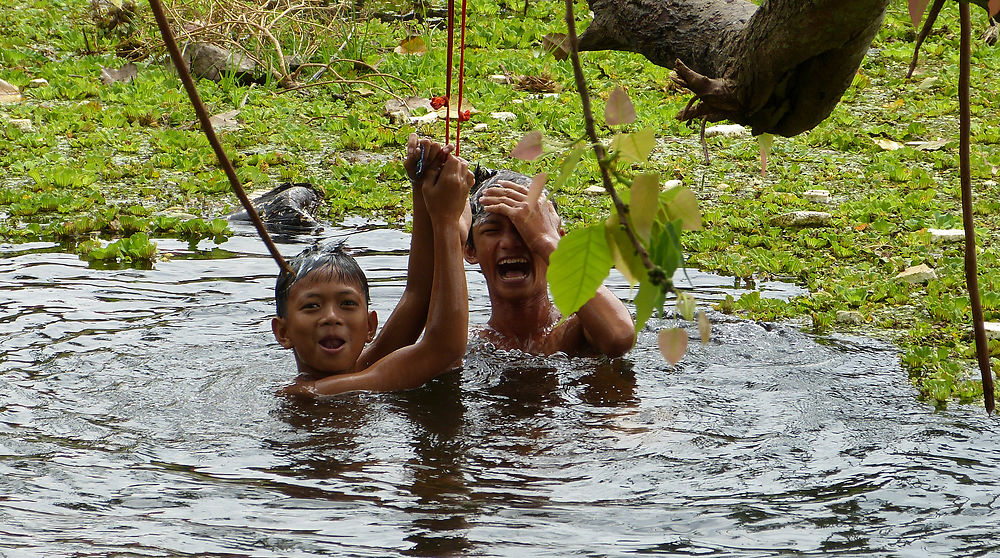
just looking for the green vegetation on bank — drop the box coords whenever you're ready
[1,0,998,406]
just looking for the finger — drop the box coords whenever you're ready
[496,180,530,195]
[482,186,527,202]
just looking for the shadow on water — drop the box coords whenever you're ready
[1,223,999,557]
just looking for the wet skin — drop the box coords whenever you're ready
[272,274,378,377]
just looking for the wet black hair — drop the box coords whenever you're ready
[467,165,556,248]
[274,240,370,318]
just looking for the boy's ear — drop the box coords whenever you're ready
[463,243,479,265]
[272,317,293,349]
[366,310,378,342]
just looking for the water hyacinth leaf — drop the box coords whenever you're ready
[659,186,702,231]
[630,172,659,241]
[548,224,613,318]
[604,86,636,126]
[633,278,666,332]
[759,133,774,177]
[658,328,688,365]
[527,172,548,207]
[512,131,543,161]
[611,128,656,163]
[394,36,427,55]
[698,310,711,344]
[552,144,585,191]
[676,291,695,321]
[605,217,647,286]
[908,0,931,27]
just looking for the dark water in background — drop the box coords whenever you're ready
[1,221,998,557]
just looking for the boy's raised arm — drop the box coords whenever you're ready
[357,135,451,369]
[297,153,472,396]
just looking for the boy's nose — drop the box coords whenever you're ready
[319,305,344,325]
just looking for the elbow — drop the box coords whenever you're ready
[600,330,635,359]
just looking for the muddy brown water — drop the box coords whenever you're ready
[2,220,998,557]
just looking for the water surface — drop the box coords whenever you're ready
[1,223,997,557]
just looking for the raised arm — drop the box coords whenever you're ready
[357,135,452,368]
[299,153,473,395]
[478,180,635,357]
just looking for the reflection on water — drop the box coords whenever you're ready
[1,223,999,557]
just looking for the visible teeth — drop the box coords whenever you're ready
[498,257,528,265]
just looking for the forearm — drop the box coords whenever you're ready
[419,221,469,360]
[576,286,635,358]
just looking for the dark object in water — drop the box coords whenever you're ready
[228,182,324,233]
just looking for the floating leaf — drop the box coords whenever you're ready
[675,292,695,321]
[541,33,570,61]
[873,137,904,151]
[630,172,659,241]
[511,131,543,161]
[394,36,427,55]
[759,133,774,177]
[548,224,613,318]
[551,144,585,191]
[100,63,137,85]
[908,0,931,27]
[0,78,22,104]
[611,128,656,163]
[210,109,241,131]
[698,311,711,344]
[658,328,688,365]
[527,172,548,207]
[605,86,636,126]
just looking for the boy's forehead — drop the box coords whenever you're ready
[290,269,365,295]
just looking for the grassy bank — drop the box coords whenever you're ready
[2,0,999,405]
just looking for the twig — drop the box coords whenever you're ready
[147,0,294,276]
[958,2,995,414]
[563,0,661,284]
[907,0,945,79]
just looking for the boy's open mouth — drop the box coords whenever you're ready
[496,256,531,280]
[319,336,345,350]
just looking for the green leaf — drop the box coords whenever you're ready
[611,128,656,163]
[605,218,647,286]
[659,185,702,231]
[548,224,613,318]
[630,172,659,241]
[551,144,585,191]
[675,291,695,321]
[604,86,636,126]
[633,278,666,332]
[649,219,683,280]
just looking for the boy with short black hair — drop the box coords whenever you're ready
[463,174,635,357]
[274,139,472,396]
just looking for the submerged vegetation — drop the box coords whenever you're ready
[1,0,999,406]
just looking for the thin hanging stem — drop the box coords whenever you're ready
[958,2,995,414]
[454,0,468,155]
[562,0,660,283]
[444,0,454,146]
[147,0,293,276]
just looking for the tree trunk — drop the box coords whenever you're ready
[579,0,891,137]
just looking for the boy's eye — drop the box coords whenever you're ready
[341,299,359,308]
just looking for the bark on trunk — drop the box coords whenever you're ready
[579,0,891,137]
